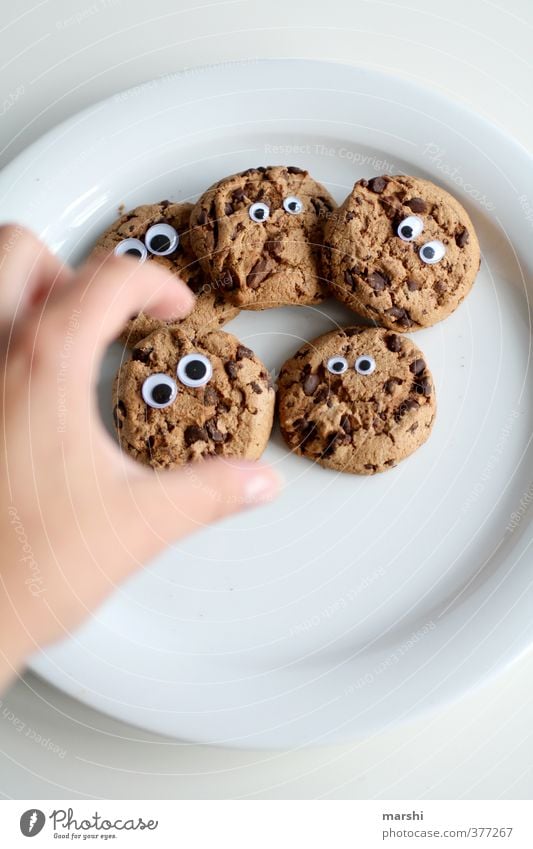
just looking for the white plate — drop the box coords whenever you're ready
[1,60,532,748]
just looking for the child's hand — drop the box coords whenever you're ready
[0,225,280,689]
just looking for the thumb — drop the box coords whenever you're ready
[121,459,281,559]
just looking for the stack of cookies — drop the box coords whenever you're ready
[92,167,480,475]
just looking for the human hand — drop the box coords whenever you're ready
[0,225,280,690]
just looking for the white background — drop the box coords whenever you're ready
[0,0,532,799]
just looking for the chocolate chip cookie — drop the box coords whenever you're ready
[113,326,275,468]
[322,175,480,331]
[90,201,239,346]
[189,166,336,309]
[278,326,436,474]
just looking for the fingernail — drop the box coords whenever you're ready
[242,468,281,506]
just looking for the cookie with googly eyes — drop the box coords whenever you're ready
[322,175,480,331]
[90,201,239,346]
[189,166,337,309]
[113,326,275,468]
[278,326,436,474]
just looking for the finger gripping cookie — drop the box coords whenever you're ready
[113,327,275,468]
[322,175,480,331]
[190,166,337,309]
[278,327,436,474]
[90,201,239,346]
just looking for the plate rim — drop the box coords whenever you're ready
[1,57,532,747]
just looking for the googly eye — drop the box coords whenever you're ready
[354,355,376,375]
[326,356,348,375]
[397,215,424,242]
[248,202,270,223]
[177,353,213,388]
[141,374,178,408]
[114,238,147,262]
[283,196,303,215]
[145,223,179,256]
[419,240,446,265]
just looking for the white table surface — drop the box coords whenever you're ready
[0,0,532,800]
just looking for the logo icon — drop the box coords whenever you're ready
[20,809,46,837]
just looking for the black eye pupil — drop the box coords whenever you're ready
[423,246,435,259]
[359,359,371,371]
[185,360,207,381]
[125,248,142,258]
[332,361,344,372]
[149,234,171,253]
[151,383,172,404]
[401,225,413,239]
[290,202,297,211]
[255,208,265,219]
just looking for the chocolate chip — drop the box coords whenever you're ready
[314,386,329,404]
[205,419,225,442]
[322,431,341,457]
[197,209,208,225]
[225,361,239,380]
[340,414,352,434]
[184,425,208,446]
[287,166,305,174]
[246,258,270,289]
[236,345,253,360]
[132,347,153,363]
[219,270,236,291]
[299,420,317,447]
[381,198,400,219]
[394,398,419,422]
[385,307,412,327]
[344,327,364,337]
[224,202,234,215]
[409,359,426,375]
[367,271,388,291]
[385,334,402,353]
[407,422,419,434]
[345,210,356,222]
[204,385,220,405]
[344,269,357,290]
[455,228,469,248]
[367,176,387,193]
[406,197,427,213]
[251,381,263,394]
[232,188,246,203]
[406,278,420,291]
[302,373,320,396]
[187,273,204,294]
[112,401,126,428]
[364,463,377,471]
[413,377,432,396]
[433,281,447,295]
[384,377,402,394]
